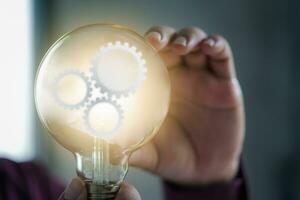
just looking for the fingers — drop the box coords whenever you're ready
[115,182,141,200]
[145,26,235,79]
[109,144,125,165]
[58,178,86,200]
[145,26,206,54]
[171,27,207,68]
[171,27,206,55]
[145,26,176,50]
[129,142,158,173]
[199,35,236,79]
[144,26,207,68]
[145,26,180,67]
[58,178,141,200]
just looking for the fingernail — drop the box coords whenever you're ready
[204,38,215,47]
[173,36,187,47]
[64,179,83,200]
[146,31,162,41]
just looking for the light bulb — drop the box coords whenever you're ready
[34,24,170,199]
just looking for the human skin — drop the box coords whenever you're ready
[129,26,245,184]
[58,178,141,200]
[59,25,245,199]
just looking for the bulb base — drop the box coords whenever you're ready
[86,181,120,200]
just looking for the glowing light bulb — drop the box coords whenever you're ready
[34,24,170,199]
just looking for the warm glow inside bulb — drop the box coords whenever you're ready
[56,74,87,105]
[87,102,121,135]
[35,24,170,147]
[95,48,141,92]
[34,24,170,195]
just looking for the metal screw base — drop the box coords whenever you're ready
[86,182,120,200]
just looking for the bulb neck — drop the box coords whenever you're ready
[86,181,120,200]
[75,139,129,199]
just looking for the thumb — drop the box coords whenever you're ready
[58,178,86,200]
[129,142,158,173]
[116,182,141,200]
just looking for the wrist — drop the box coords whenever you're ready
[206,158,240,184]
[162,160,248,200]
[168,158,240,186]
[163,166,247,200]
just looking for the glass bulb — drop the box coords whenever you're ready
[34,24,170,199]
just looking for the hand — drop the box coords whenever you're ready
[58,178,141,200]
[130,26,245,184]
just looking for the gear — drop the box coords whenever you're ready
[90,41,147,97]
[83,98,124,138]
[52,69,92,109]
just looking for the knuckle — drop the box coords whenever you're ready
[148,25,176,34]
[211,34,228,44]
[179,26,206,37]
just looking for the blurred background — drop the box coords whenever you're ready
[0,0,299,199]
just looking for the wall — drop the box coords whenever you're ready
[33,0,297,199]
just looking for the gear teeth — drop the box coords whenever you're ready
[108,42,113,47]
[141,59,146,65]
[102,92,109,100]
[131,46,137,51]
[51,40,148,138]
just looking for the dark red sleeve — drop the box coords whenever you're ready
[0,158,65,200]
[163,166,248,200]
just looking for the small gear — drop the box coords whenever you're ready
[90,41,147,97]
[52,69,92,109]
[83,98,124,138]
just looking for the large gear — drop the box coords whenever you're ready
[90,41,147,97]
[52,69,92,109]
[83,98,124,138]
